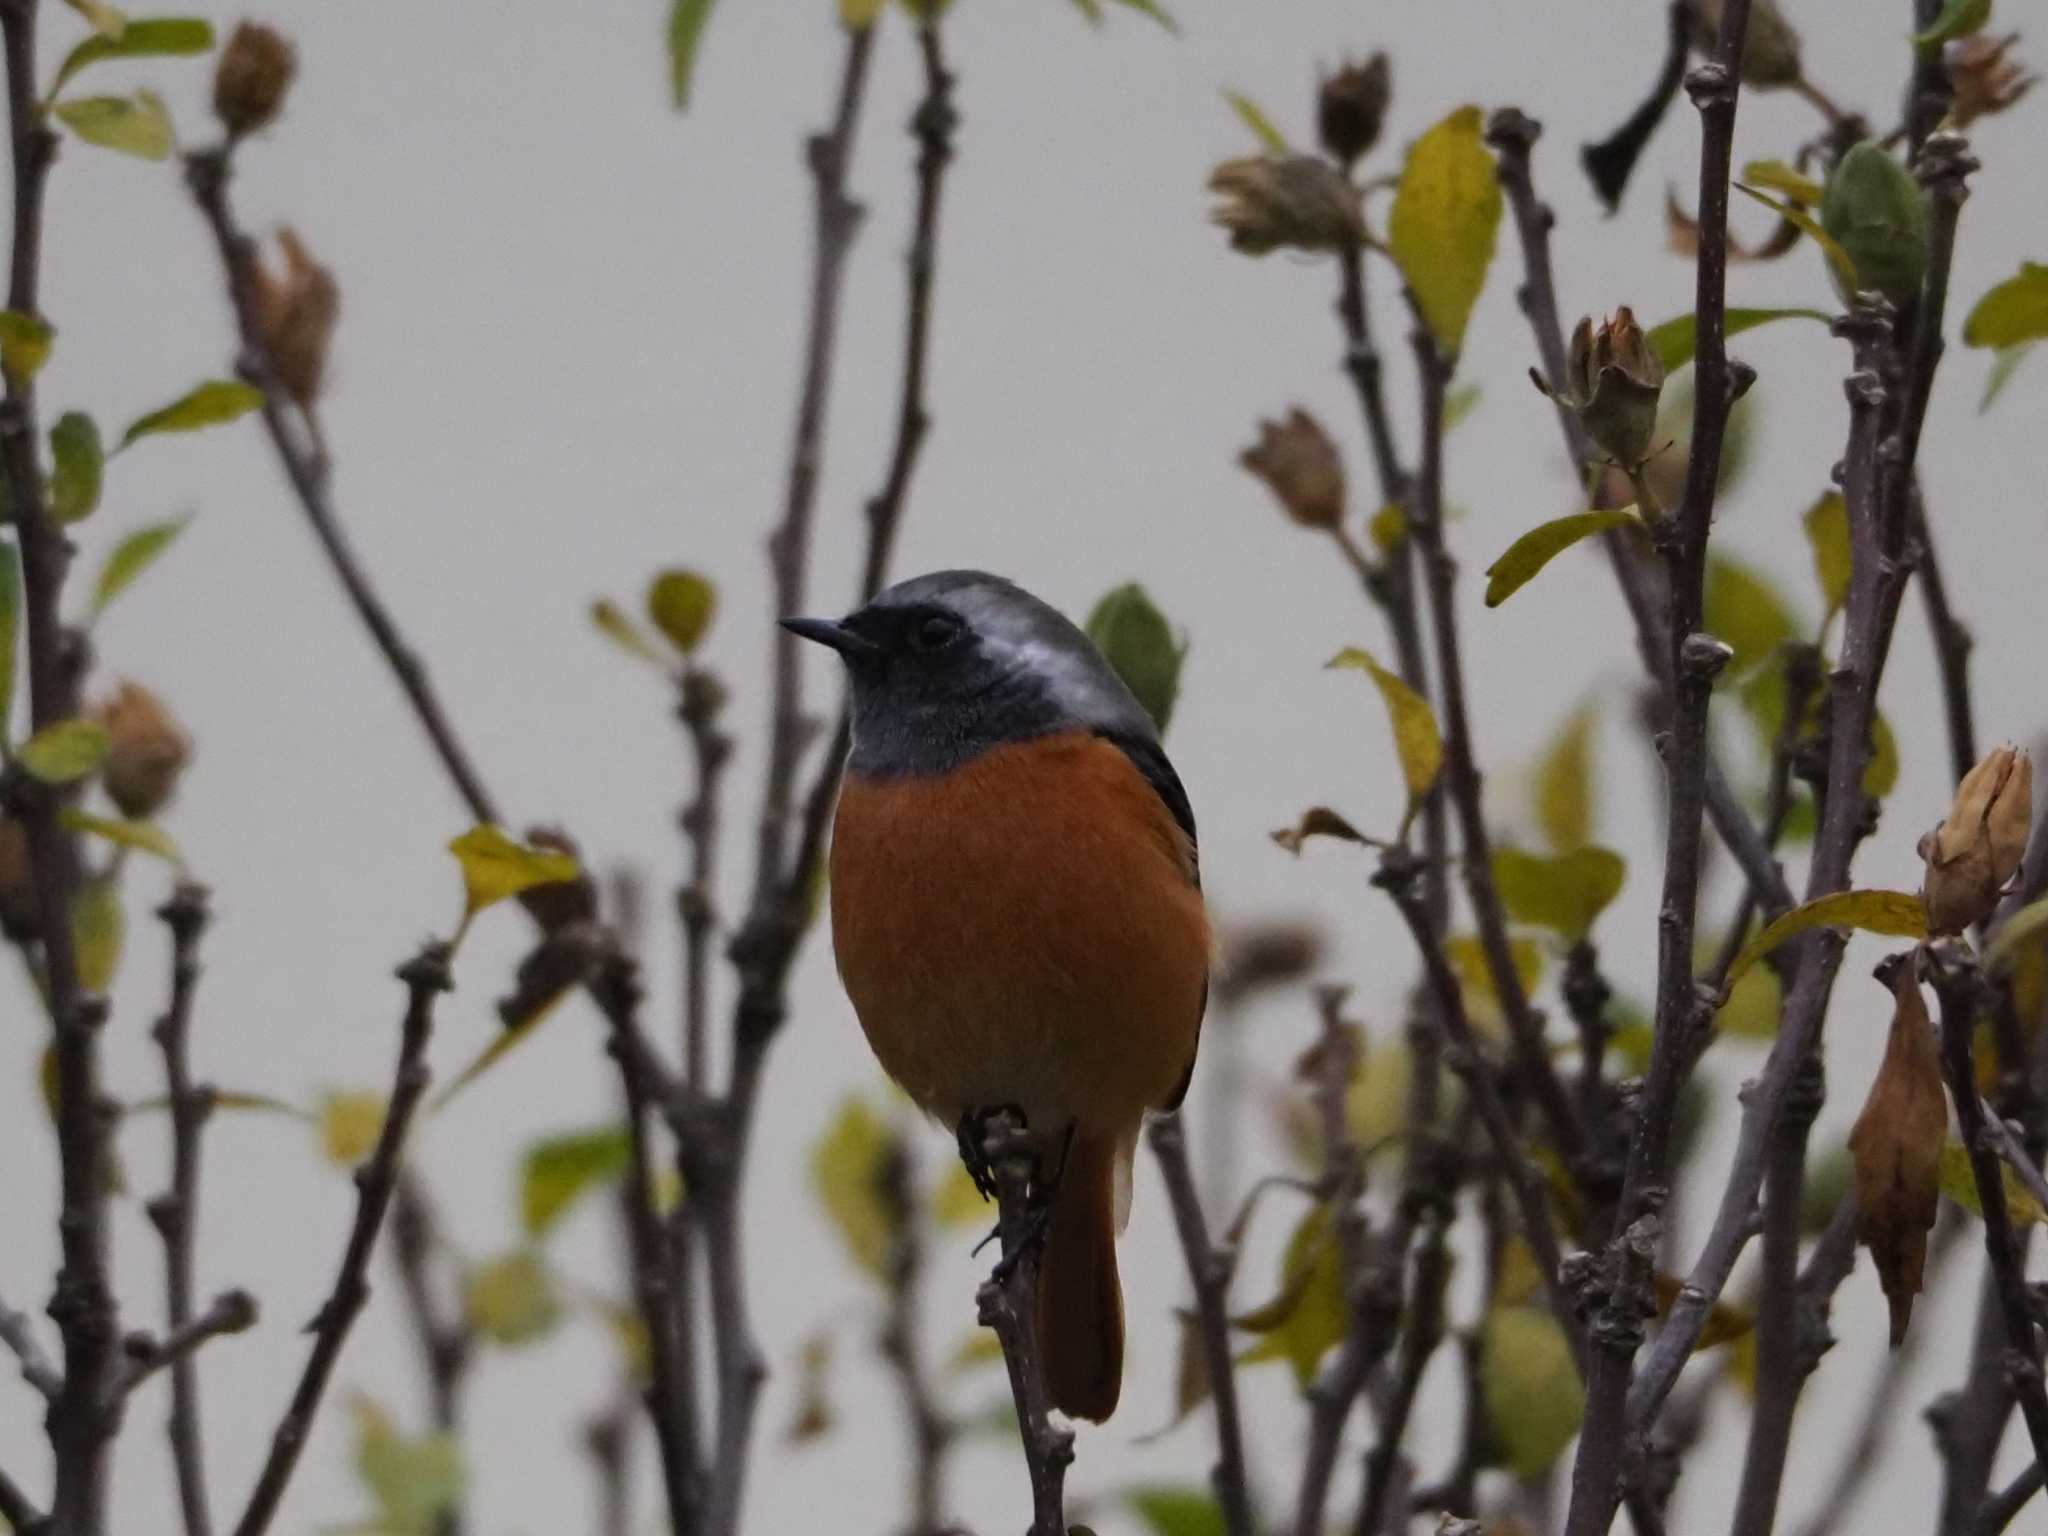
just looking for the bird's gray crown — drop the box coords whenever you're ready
[821,569,1159,778]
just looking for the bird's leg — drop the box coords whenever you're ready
[955,1104,1012,1201]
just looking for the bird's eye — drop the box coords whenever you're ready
[910,613,961,653]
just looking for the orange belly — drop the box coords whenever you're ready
[828,730,1209,1137]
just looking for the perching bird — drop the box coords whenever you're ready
[785,570,1210,1422]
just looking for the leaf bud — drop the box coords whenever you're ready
[1207,154,1363,256]
[1317,53,1390,168]
[1919,743,2032,935]
[94,680,191,820]
[1239,408,1345,530]
[213,22,297,138]
[1084,583,1186,734]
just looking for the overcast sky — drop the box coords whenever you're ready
[3,2,2045,1533]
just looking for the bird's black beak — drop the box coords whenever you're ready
[781,616,879,656]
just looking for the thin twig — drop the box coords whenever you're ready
[389,1173,474,1536]
[184,144,499,828]
[111,1289,257,1398]
[146,883,219,1536]
[877,1132,959,1536]
[0,1461,42,1534]
[973,1111,1071,1536]
[1972,1462,2046,1536]
[0,1289,60,1400]
[1354,1212,1450,1536]
[230,943,453,1536]
[3,4,118,1528]
[1148,1113,1255,1536]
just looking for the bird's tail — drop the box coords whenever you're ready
[1037,1129,1124,1422]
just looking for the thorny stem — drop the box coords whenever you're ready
[877,1134,958,1536]
[184,147,499,828]
[1403,321,1582,1163]
[3,3,118,1529]
[147,884,220,1536]
[388,1174,473,1536]
[1148,1113,1256,1536]
[231,944,453,1536]
[1565,15,1760,1528]
[972,1111,1072,1536]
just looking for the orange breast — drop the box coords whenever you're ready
[828,730,1209,1137]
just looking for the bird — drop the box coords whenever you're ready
[785,570,1210,1422]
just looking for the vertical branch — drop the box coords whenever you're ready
[388,1174,474,1536]
[1354,1212,1451,1536]
[146,884,218,1536]
[972,1111,1071,1536]
[877,1133,958,1536]
[230,944,453,1536]
[1148,1113,1256,1536]
[2,4,120,1530]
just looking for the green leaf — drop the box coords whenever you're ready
[1914,0,1991,46]
[0,310,54,382]
[354,1397,465,1536]
[1646,306,1832,373]
[1483,509,1641,608]
[433,999,568,1112]
[838,0,885,25]
[1493,845,1626,940]
[812,1096,894,1278]
[0,539,19,732]
[117,380,262,449]
[59,809,182,866]
[91,516,188,618]
[1443,381,1482,432]
[1327,647,1441,800]
[1483,1305,1584,1478]
[52,89,172,159]
[1740,158,1823,205]
[667,0,717,110]
[1445,933,1546,1037]
[18,718,110,783]
[1980,342,2036,411]
[448,824,581,926]
[1105,0,1176,25]
[318,1090,385,1166]
[48,412,103,524]
[62,0,127,40]
[50,17,213,98]
[1237,1203,1344,1385]
[1988,894,2048,975]
[1724,889,1928,987]
[1865,711,1899,799]
[1963,262,2048,349]
[1938,1139,2045,1227]
[1820,143,1929,309]
[1223,90,1288,155]
[1715,957,1783,1039]
[71,876,123,991]
[464,1250,561,1347]
[1086,582,1186,733]
[1802,490,1851,618]
[646,568,717,655]
[1735,182,1860,298]
[1534,702,1597,852]
[1367,503,1406,553]
[1127,1486,1226,1536]
[1388,105,1502,356]
[1705,555,1799,672]
[521,1125,633,1238]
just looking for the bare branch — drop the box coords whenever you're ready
[0,1460,43,1534]
[877,1131,959,1536]
[0,1289,60,1401]
[230,943,453,1536]
[112,1289,257,1399]
[389,1173,474,1536]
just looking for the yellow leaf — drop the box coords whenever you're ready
[1734,182,1859,298]
[1388,105,1502,356]
[1328,647,1441,800]
[1706,555,1800,672]
[1724,889,1928,988]
[1988,894,2048,976]
[1534,702,1598,852]
[1237,1203,1345,1386]
[1482,1305,1583,1478]
[433,993,571,1113]
[930,1161,988,1228]
[603,1302,653,1386]
[1492,1236,1544,1307]
[1865,711,1899,799]
[1223,89,1289,155]
[1492,845,1626,940]
[521,1125,633,1237]
[645,568,717,655]
[1715,960,1783,1040]
[1727,1328,1758,1396]
[812,1097,894,1278]
[60,809,183,868]
[1344,1041,1412,1150]
[448,824,581,925]
[0,310,54,383]
[839,0,885,24]
[1937,1139,2047,1227]
[1271,805,1370,855]
[590,598,672,667]
[319,1091,387,1167]
[1484,509,1641,608]
[948,1329,1005,1373]
[1651,1273,1753,1348]
[464,1250,561,1346]
[1963,261,2048,350]
[1741,158,1823,205]
[1445,934,1545,1038]
[1367,503,1406,553]
[19,718,110,784]
[1802,490,1851,618]
[353,1395,464,1535]
[70,877,123,991]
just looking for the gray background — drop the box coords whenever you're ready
[3,1,2044,1532]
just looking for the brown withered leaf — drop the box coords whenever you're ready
[1665,186,1802,263]
[1272,806,1369,855]
[1848,956,1949,1346]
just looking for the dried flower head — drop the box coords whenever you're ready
[213,22,297,138]
[1693,0,1803,87]
[1950,32,2036,127]
[1208,155,1363,257]
[94,681,192,820]
[1920,744,2032,935]
[1317,53,1390,168]
[1240,408,1346,530]
[1848,955,1949,1346]
[254,228,340,409]
[1535,307,1666,467]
